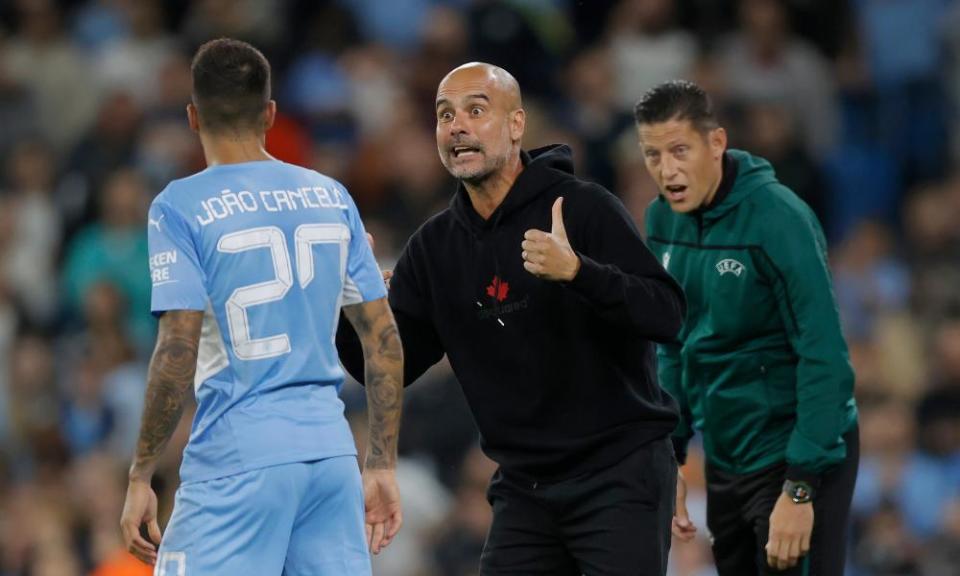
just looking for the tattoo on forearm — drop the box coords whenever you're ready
[366,321,402,468]
[131,311,202,478]
[344,300,403,470]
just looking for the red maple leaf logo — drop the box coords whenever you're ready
[486,276,509,302]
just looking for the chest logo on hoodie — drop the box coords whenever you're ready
[486,276,510,302]
[478,275,529,322]
[716,259,746,278]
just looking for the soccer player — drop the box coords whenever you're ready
[638,80,858,575]
[340,62,685,575]
[119,39,403,576]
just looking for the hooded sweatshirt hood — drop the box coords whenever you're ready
[450,144,576,233]
[700,149,780,223]
[450,144,580,325]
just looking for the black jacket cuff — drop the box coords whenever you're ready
[567,252,603,296]
[785,465,822,489]
[672,436,689,466]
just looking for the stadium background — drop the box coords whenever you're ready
[0,0,958,574]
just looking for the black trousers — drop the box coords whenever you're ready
[705,427,859,576]
[480,437,677,576]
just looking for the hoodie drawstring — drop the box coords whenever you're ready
[473,209,507,327]
[491,209,505,326]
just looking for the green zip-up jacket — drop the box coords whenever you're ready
[645,149,857,483]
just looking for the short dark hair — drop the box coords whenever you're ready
[634,80,718,133]
[191,38,271,133]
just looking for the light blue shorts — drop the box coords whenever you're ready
[155,455,370,576]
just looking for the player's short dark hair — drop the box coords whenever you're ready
[633,80,718,133]
[191,38,271,133]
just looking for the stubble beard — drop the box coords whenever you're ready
[452,150,507,187]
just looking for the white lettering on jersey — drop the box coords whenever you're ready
[716,258,746,277]
[150,250,179,285]
[196,186,349,226]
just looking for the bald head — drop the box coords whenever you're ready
[435,62,526,186]
[437,62,522,111]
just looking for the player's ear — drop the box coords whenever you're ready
[187,103,200,133]
[264,100,277,132]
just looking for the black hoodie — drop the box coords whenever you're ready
[339,144,685,481]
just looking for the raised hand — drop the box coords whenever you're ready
[521,197,581,281]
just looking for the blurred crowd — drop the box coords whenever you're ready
[0,0,958,575]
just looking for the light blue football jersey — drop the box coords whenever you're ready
[147,159,385,484]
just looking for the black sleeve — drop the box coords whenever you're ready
[337,308,444,387]
[565,189,686,342]
[336,313,367,382]
[336,238,445,386]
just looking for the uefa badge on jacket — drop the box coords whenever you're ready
[715,258,745,277]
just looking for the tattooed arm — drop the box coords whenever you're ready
[342,296,403,468]
[121,310,202,565]
[342,296,404,553]
[130,310,203,480]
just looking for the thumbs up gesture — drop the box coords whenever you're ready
[521,197,581,281]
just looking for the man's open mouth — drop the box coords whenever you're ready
[452,146,480,157]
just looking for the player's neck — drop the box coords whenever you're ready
[200,131,275,166]
[464,153,524,220]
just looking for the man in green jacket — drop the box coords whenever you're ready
[637,80,858,576]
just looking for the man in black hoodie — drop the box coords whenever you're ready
[339,62,685,575]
